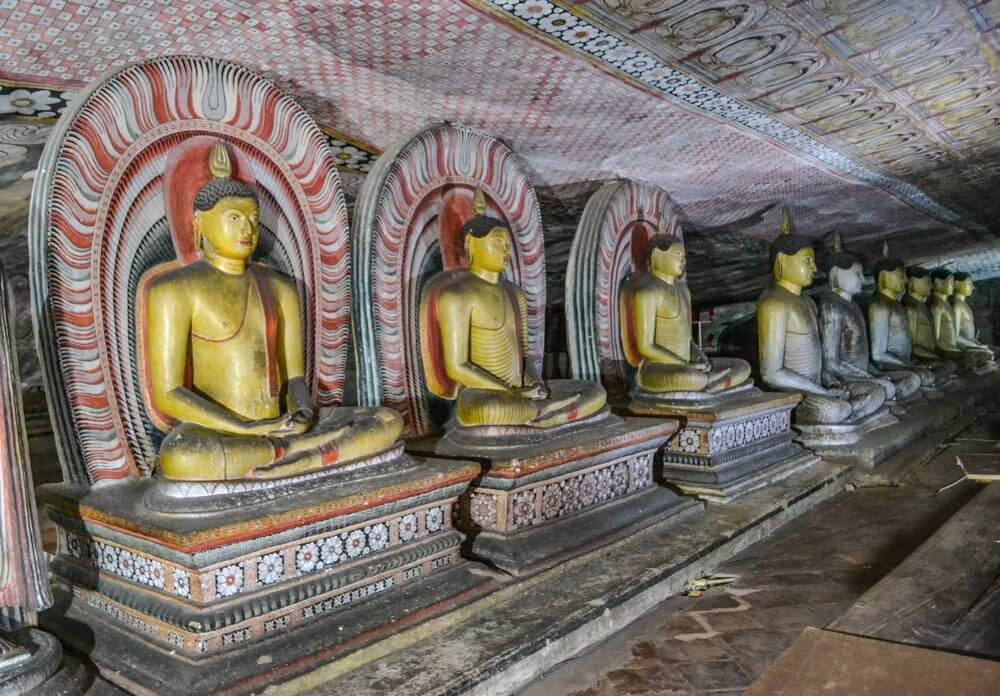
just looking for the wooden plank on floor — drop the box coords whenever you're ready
[829,482,1000,659]
[747,627,1000,696]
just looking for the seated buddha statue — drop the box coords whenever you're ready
[141,142,402,481]
[929,268,988,370]
[903,266,960,376]
[420,192,607,429]
[757,210,885,425]
[867,246,946,387]
[818,235,920,402]
[951,271,995,364]
[620,227,751,396]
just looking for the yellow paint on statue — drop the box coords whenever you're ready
[141,142,401,480]
[620,220,750,393]
[420,190,605,428]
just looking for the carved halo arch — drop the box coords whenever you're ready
[352,123,546,435]
[29,56,350,486]
[565,180,682,395]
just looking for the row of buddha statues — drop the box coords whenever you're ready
[138,143,993,483]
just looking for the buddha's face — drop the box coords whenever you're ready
[466,227,510,274]
[933,275,954,297]
[194,196,260,260]
[878,266,906,297]
[775,248,816,288]
[908,274,930,299]
[955,278,974,298]
[650,242,686,279]
[831,262,863,297]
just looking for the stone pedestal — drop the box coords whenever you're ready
[408,414,700,575]
[0,629,86,695]
[625,389,818,503]
[37,450,490,695]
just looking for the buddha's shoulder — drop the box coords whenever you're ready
[251,263,297,295]
[142,260,206,293]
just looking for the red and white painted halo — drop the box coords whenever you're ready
[566,180,681,395]
[29,57,350,485]
[352,123,546,435]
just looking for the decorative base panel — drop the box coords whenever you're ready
[408,417,700,575]
[626,391,818,503]
[38,455,492,694]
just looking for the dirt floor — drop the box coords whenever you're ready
[518,413,994,696]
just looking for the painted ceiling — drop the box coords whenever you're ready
[1,0,998,311]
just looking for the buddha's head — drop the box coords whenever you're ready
[930,268,955,298]
[954,272,974,299]
[826,232,863,298]
[906,266,931,299]
[461,189,510,275]
[192,142,260,261]
[769,208,815,289]
[647,234,685,280]
[873,242,906,298]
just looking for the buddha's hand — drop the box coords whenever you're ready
[826,388,849,400]
[516,383,550,400]
[241,414,309,437]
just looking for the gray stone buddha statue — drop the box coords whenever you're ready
[902,266,958,380]
[818,235,921,403]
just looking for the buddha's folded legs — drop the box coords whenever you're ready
[882,370,922,400]
[455,380,606,428]
[794,380,884,425]
[636,357,751,393]
[913,358,956,385]
[794,393,853,425]
[159,407,404,481]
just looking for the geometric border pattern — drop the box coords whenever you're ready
[58,501,450,604]
[479,0,977,230]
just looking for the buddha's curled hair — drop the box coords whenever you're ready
[906,266,929,279]
[930,267,954,281]
[768,234,813,267]
[646,233,683,259]
[461,215,509,240]
[194,179,259,211]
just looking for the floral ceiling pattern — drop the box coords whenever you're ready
[0,0,997,297]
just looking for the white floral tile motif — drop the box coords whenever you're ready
[172,569,191,599]
[296,542,320,574]
[632,454,652,489]
[469,493,499,528]
[398,513,418,542]
[425,506,444,533]
[511,490,537,530]
[678,429,701,452]
[541,485,563,520]
[257,553,284,586]
[320,535,344,565]
[367,522,390,551]
[345,529,368,559]
[215,563,244,598]
[116,550,136,580]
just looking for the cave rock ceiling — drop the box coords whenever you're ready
[0,0,998,304]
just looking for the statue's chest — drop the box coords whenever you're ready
[470,289,514,332]
[191,279,263,343]
[786,298,818,336]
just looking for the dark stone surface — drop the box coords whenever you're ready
[516,410,989,696]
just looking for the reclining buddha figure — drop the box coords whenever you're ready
[902,266,960,377]
[817,234,920,402]
[928,268,989,371]
[951,271,995,365]
[757,210,885,425]
[867,245,945,387]
[421,191,607,429]
[620,224,751,397]
[141,142,402,481]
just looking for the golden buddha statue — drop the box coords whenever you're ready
[928,268,988,370]
[867,246,945,387]
[421,191,606,428]
[757,210,885,424]
[140,142,402,481]
[903,266,960,374]
[818,235,920,402]
[620,226,751,395]
[951,271,995,364]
